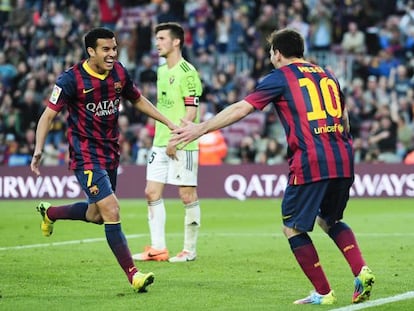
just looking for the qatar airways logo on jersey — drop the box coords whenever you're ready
[86,98,120,117]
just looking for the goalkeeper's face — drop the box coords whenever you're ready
[155,29,177,58]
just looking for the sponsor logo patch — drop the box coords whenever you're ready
[83,88,94,94]
[49,85,62,104]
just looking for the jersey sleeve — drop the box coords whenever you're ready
[48,71,76,112]
[244,70,284,110]
[180,69,202,107]
[121,65,141,102]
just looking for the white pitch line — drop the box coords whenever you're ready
[0,234,146,251]
[1,232,414,251]
[329,291,414,311]
[0,233,275,251]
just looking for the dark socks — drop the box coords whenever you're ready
[46,202,89,222]
[289,233,331,295]
[328,222,365,276]
[105,223,137,283]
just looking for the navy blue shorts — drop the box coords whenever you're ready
[282,177,354,232]
[74,169,117,203]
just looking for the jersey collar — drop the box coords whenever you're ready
[82,60,109,80]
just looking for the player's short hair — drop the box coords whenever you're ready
[155,22,185,49]
[268,28,304,58]
[84,27,115,54]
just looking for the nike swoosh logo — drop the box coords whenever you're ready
[128,267,135,273]
[83,88,94,94]
[148,252,166,257]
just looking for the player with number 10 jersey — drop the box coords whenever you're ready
[245,62,354,185]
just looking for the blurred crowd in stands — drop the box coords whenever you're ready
[1,0,414,167]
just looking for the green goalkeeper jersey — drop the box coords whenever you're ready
[154,58,202,150]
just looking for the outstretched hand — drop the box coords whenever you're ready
[170,119,204,148]
[30,153,42,176]
[168,122,179,131]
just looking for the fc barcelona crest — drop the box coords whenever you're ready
[89,185,99,196]
[114,81,122,93]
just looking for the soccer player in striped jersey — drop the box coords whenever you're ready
[171,28,375,304]
[132,22,203,263]
[30,27,176,293]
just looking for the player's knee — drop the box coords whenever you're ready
[145,187,160,202]
[86,206,103,224]
[283,225,302,238]
[93,218,104,225]
[181,195,193,205]
[179,190,198,205]
[317,216,330,233]
[282,225,291,238]
[87,214,104,224]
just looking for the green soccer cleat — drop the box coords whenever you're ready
[352,266,375,303]
[36,201,54,237]
[132,271,155,293]
[294,290,337,305]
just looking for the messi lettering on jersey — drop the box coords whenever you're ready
[245,62,353,185]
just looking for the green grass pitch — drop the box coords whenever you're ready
[0,198,413,310]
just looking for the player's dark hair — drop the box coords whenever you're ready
[268,28,304,58]
[155,22,185,49]
[84,27,115,55]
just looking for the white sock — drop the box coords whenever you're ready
[148,199,166,250]
[183,201,200,253]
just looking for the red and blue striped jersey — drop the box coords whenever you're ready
[244,62,354,185]
[48,60,141,170]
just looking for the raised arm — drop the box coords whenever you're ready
[134,95,177,130]
[171,100,254,146]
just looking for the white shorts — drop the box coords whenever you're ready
[146,146,198,186]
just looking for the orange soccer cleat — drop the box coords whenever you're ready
[132,246,169,261]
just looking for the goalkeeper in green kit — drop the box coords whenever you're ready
[133,22,203,263]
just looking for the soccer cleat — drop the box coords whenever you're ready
[132,271,155,293]
[294,290,337,305]
[168,250,197,263]
[36,201,54,237]
[352,266,375,303]
[132,246,169,261]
